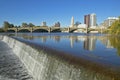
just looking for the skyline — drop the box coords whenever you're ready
[0,0,120,27]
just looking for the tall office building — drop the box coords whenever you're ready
[90,13,96,27]
[54,22,60,27]
[84,14,90,27]
[41,22,47,26]
[84,13,97,28]
[70,16,74,27]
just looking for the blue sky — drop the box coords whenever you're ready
[0,0,120,27]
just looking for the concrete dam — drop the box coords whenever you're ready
[0,35,119,80]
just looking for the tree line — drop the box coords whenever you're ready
[1,21,36,32]
[109,16,120,35]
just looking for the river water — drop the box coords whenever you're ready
[10,33,120,79]
[12,33,120,66]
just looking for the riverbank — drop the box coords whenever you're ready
[1,35,120,80]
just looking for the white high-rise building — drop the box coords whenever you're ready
[107,17,119,26]
[102,17,119,28]
[41,22,46,26]
[90,13,96,28]
[70,16,74,27]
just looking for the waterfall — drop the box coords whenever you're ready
[1,35,117,80]
[0,35,32,80]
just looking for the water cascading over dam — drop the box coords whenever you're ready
[0,36,33,80]
[0,35,119,80]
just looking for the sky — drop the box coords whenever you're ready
[0,0,120,27]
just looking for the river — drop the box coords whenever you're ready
[12,33,120,66]
[7,33,120,80]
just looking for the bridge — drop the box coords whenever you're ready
[7,27,107,33]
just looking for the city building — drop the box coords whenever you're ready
[102,17,119,28]
[41,22,47,26]
[90,13,97,28]
[54,22,60,27]
[84,13,97,28]
[84,14,90,27]
[70,16,74,27]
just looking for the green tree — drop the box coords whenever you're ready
[119,16,120,22]
[109,17,120,34]
[22,23,28,27]
[9,24,14,28]
[3,21,10,31]
[0,28,4,32]
[28,23,35,27]
[109,37,120,56]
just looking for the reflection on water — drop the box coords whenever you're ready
[83,36,96,51]
[14,33,117,51]
[10,33,120,80]
[109,37,120,56]
[13,33,120,66]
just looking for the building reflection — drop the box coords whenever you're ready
[70,36,74,48]
[69,36,96,51]
[17,34,118,52]
[41,36,47,43]
[83,36,96,51]
[53,36,61,42]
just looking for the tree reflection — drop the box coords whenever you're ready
[109,36,120,56]
[22,34,34,40]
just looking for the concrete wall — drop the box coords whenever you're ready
[1,36,113,80]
